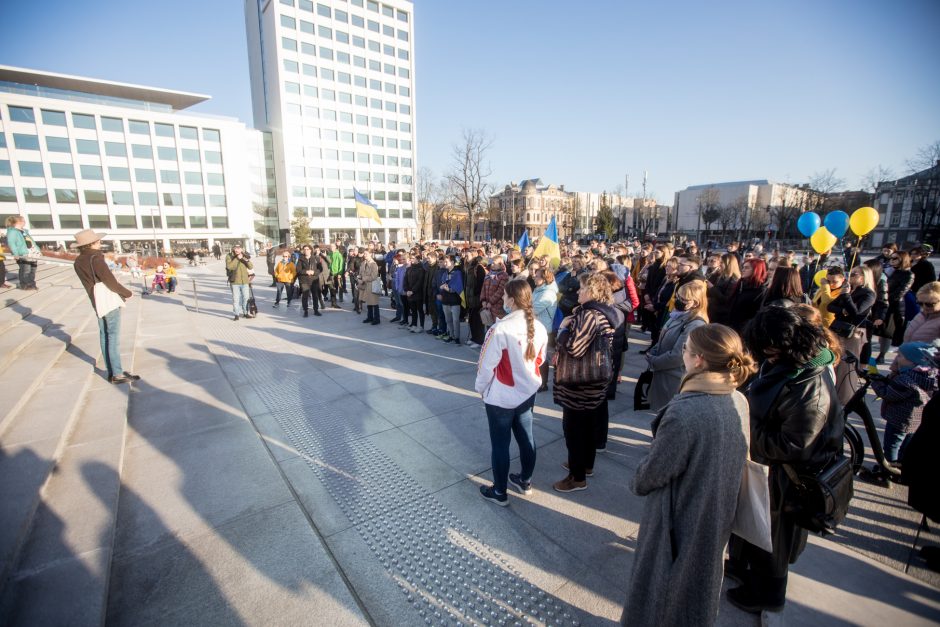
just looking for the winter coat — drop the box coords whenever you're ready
[531,282,558,332]
[880,269,914,343]
[871,366,938,434]
[358,256,380,306]
[827,287,875,326]
[464,258,486,309]
[274,260,296,284]
[265,247,277,274]
[74,250,133,310]
[728,281,766,334]
[557,270,582,316]
[706,275,737,325]
[296,255,320,289]
[393,263,407,293]
[480,269,510,320]
[329,250,345,276]
[475,309,548,409]
[903,391,940,522]
[904,311,940,344]
[439,267,464,306]
[746,356,843,572]
[404,263,426,297]
[423,262,440,306]
[226,253,253,285]
[6,227,36,257]
[623,389,749,627]
[911,259,937,294]
[646,313,707,411]
[553,303,617,410]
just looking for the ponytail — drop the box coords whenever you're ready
[505,278,537,361]
[523,307,536,361]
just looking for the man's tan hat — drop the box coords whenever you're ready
[73,229,105,247]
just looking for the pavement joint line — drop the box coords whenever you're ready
[193,277,589,626]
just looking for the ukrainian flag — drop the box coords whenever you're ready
[532,215,561,269]
[354,188,382,224]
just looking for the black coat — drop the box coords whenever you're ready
[747,360,844,570]
[827,287,875,325]
[904,391,940,522]
[295,255,321,288]
[729,281,767,334]
[404,263,426,295]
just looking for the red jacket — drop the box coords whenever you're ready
[480,270,510,319]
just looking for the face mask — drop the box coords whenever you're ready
[504,304,512,315]
[674,298,689,312]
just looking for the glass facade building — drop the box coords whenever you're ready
[245,0,417,244]
[0,66,277,253]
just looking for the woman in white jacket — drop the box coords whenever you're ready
[475,279,549,506]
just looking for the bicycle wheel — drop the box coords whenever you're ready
[843,421,864,475]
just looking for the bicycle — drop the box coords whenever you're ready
[841,354,902,482]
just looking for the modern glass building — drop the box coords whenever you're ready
[0,65,279,253]
[245,0,417,245]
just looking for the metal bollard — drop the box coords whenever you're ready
[191,278,199,313]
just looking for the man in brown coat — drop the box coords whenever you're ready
[73,229,140,384]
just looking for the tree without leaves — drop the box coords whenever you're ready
[860,164,895,194]
[697,186,721,235]
[905,139,940,174]
[446,129,492,243]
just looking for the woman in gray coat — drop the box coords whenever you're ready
[623,324,756,626]
[645,279,709,410]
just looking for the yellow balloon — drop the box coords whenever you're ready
[810,227,837,254]
[849,206,879,236]
[813,269,828,287]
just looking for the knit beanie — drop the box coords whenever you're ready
[899,340,940,367]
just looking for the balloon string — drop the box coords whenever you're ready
[849,235,861,270]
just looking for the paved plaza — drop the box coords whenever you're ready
[0,258,939,626]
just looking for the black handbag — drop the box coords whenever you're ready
[634,369,653,410]
[555,332,613,386]
[829,319,857,339]
[782,456,854,535]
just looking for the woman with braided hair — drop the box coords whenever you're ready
[475,279,549,506]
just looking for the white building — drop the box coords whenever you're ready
[0,65,274,253]
[569,191,634,239]
[245,0,418,245]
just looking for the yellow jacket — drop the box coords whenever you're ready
[165,266,178,280]
[274,260,297,283]
[812,283,841,328]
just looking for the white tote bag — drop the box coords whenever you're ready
[91,256,125,318]
[732,459,773,552]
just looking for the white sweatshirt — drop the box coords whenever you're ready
[475,309,549,409]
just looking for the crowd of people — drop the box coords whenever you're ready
[218,234,938,621]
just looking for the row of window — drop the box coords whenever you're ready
[0,186,226,207]
[294,206,414,220]
[290,168,412,184]
[19,213,229,230]
[286,123,413,151]
[280,16,409,61]
[3,106,221,142]
[282,39,410,80]
[1,160,225,186]
[282,68,410,100]
[287,18,408,43]
[289,152,410,168]
[279,0,408,24]
[281,94,411,131]
[291,187,412,201]
[283,84,411,118]
[1,134,223,164]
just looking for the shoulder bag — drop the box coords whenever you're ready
[371,277,384,295]
[555,327,613,386]
[732,460,773,552]
[480,307,495,326]
[829,319,857,339]
[782,456,854,535]
[90,257,126,318]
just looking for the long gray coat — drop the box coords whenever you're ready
[646,313,706,410]
[622,390,749,626]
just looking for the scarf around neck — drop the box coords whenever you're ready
[679,371,737,395]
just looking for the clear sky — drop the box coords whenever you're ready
[2,0,938,204]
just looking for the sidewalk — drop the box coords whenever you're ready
[106,261,940,625]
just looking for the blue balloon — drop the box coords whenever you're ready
[824,210,850,238]
[797,212,821,238]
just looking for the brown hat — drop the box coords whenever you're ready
[72,229,105,247]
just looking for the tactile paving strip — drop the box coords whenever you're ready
[199,282,581,626]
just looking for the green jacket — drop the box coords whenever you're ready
[226,253,253,284]
[329,250,345,276]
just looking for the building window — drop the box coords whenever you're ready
[187,193,206,207]
[157,146,178,161]
[129,120,150,135]
[9,106,36,123]
[203,129,220,143]
[209,194,226,207]
[87,214,110,228]
[59,215,83,229]
[50,163,74,179]
[284,59,299,72]
[335,9,348,22]
[112,191,134,205]
[13,134,40,150]
[179,126,198,140]
[132,144,153,159]
[211,216,229,228]
[28,213,53,228]
[102,117,124,132]
[182,148,199,162]
[163,193,182,206]
[184,171,202,185]
[84,190,107,204]
[41,110,67,126]
[0,187,16,202]
[282,36,297,51]
[317,2,330,17]
[115,214,136,228]
[166,215,185,228]
[75,138,99,155]
[24,188,48,203]
[281,14,296,28]
[204,151,222,165]
[0,160,9,176]
[161,170,180,184]
[80,165,103,180]
[135,168,156,182]
[45,136,70,152]
[104,141,127,157]
[109,166,131,181]
[138,191,158,205]
[18,161,44,177]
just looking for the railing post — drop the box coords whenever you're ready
[191,278,199,313]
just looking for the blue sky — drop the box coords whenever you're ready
[2,0,938,203]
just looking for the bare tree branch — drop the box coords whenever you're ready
[860,164,895,194]
[905,139,940,174]
[446,129,492,242]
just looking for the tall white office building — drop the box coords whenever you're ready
[245,0,418,245]
[0,65,278,253]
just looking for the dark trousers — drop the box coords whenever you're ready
[398,293,410,323]
[562,404,602,481]
[301,283,319,312]
[593,399,610,450]
[18,259,37,288]
[351,280,361,311]
[468,306,485,344]
[275,281,293,303]
[329,275,341,304]
[408,297,425,327]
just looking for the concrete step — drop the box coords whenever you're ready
[0,264,84,334]
[0,287,91,376]
[0,293,141,626]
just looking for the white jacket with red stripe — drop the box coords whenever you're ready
[475,309,548,409]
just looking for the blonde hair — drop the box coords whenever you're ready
[850,265,875,293]
[686,324,757,387]
[676,279,709,322]
[917,281,940,301]
[720,253,741,280]
[578,272,613,304]
[505,279,537,361]
[5,215,24,228]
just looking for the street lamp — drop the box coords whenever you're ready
[150,207,158,257]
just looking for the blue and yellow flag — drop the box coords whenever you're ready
[354,188,382,224]
[517,230,530,252]
[532,216,560,269]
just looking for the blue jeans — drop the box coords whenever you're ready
[485,394,537,494]
[882,422,912,463]
[275,281,294,303]
[231,283,250,316]
[98,308,123,377]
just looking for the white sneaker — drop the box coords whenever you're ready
[465,340,479,348]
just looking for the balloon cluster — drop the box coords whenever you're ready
[797,206,880,253]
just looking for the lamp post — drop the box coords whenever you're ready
[511,187,516,244]
[150,207,158,257]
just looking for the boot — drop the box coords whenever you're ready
[363,306,374,323]
[371,305,380,324]
[304,309,309,318]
